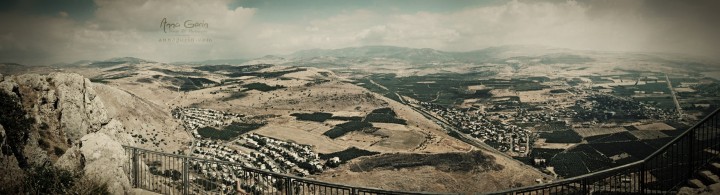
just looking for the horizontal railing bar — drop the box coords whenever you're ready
[486,108,720,194]
[123,145,454,195]
[644,108,720,160]
[484,161,644,194]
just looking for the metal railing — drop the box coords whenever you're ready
[490,108,720,195]
[122,145,447,195]
[123,108,719,195]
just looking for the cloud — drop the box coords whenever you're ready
[1,0,719,65]
[0,0,256,65]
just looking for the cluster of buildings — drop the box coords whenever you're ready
[172,107,245,138]
[238,133,324,176]
[188,133,326,194]
[190,134,323,180]
[418,102,531,154]
[189,140,250,193]
[573,94,674,122]
[169,107,335,193]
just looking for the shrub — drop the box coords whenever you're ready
[0,90,34,168]
[24,164,76,194]
[53,147,65,156]
[291,112,333,122]
[24,164,109,195]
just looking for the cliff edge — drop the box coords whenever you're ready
[0,73,137,194]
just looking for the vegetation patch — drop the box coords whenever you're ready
[149,68,203,76]
[362,108,407,125]
[161,76,218,91]
[319,147,380,162]
[105,66,134,72]
[539,54,594,64]
[193,64,272,73]
[220,92,247,101]
[323,121,373,139]
[23,164,109,194]
[349,151,502,173]
[197,122,265,140]
[136,78,153,83]
[242,83,285,92]
[0,90,34,168]
[88,61,126,68]
[89,73,137,83]
[329,116,363,121]
[549,89,568,94]
[291,112,333,122]
[226,68,307,78]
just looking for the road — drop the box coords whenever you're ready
[665,73,683,117]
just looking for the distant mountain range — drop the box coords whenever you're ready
[289,45,602,65]
[4,45,716,68]
[291,45,506,63]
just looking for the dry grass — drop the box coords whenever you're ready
[633,123,676,131]
[573,127,627,138]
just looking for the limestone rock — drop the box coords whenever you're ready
[98,119,135,146]
[0,73,113,165]
[0,77,18,96]
[0,124,4,148]
[55,144,83,172]
[80,132,132,195]
[43,73,110,141]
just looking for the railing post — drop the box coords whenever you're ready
[285,177,293,195]
[183,157,189,195]
[132,147,139,188]
[352,188,358,195]
[688,129,695,179]
[639,163,646,194]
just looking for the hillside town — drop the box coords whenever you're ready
[418,102,532,154]
[188,133,329,193]
[172,107,246,138]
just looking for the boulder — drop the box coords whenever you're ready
[55,144,83,172]
[79,132,132,195]
[0,77,18,96]
[98,119,135,147]
[44,73,110,141]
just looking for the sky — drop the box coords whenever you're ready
[0,0,718,65]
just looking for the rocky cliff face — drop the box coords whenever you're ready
[0,73,136,194]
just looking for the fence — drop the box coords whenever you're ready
[490,108,720,195]
[122,146,446,195]
[123,108,719,195]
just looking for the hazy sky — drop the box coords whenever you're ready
[0,0,718,65]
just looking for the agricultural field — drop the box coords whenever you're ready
[629,130,669,140]
[633,122,676,131]
[573,127,627,138]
